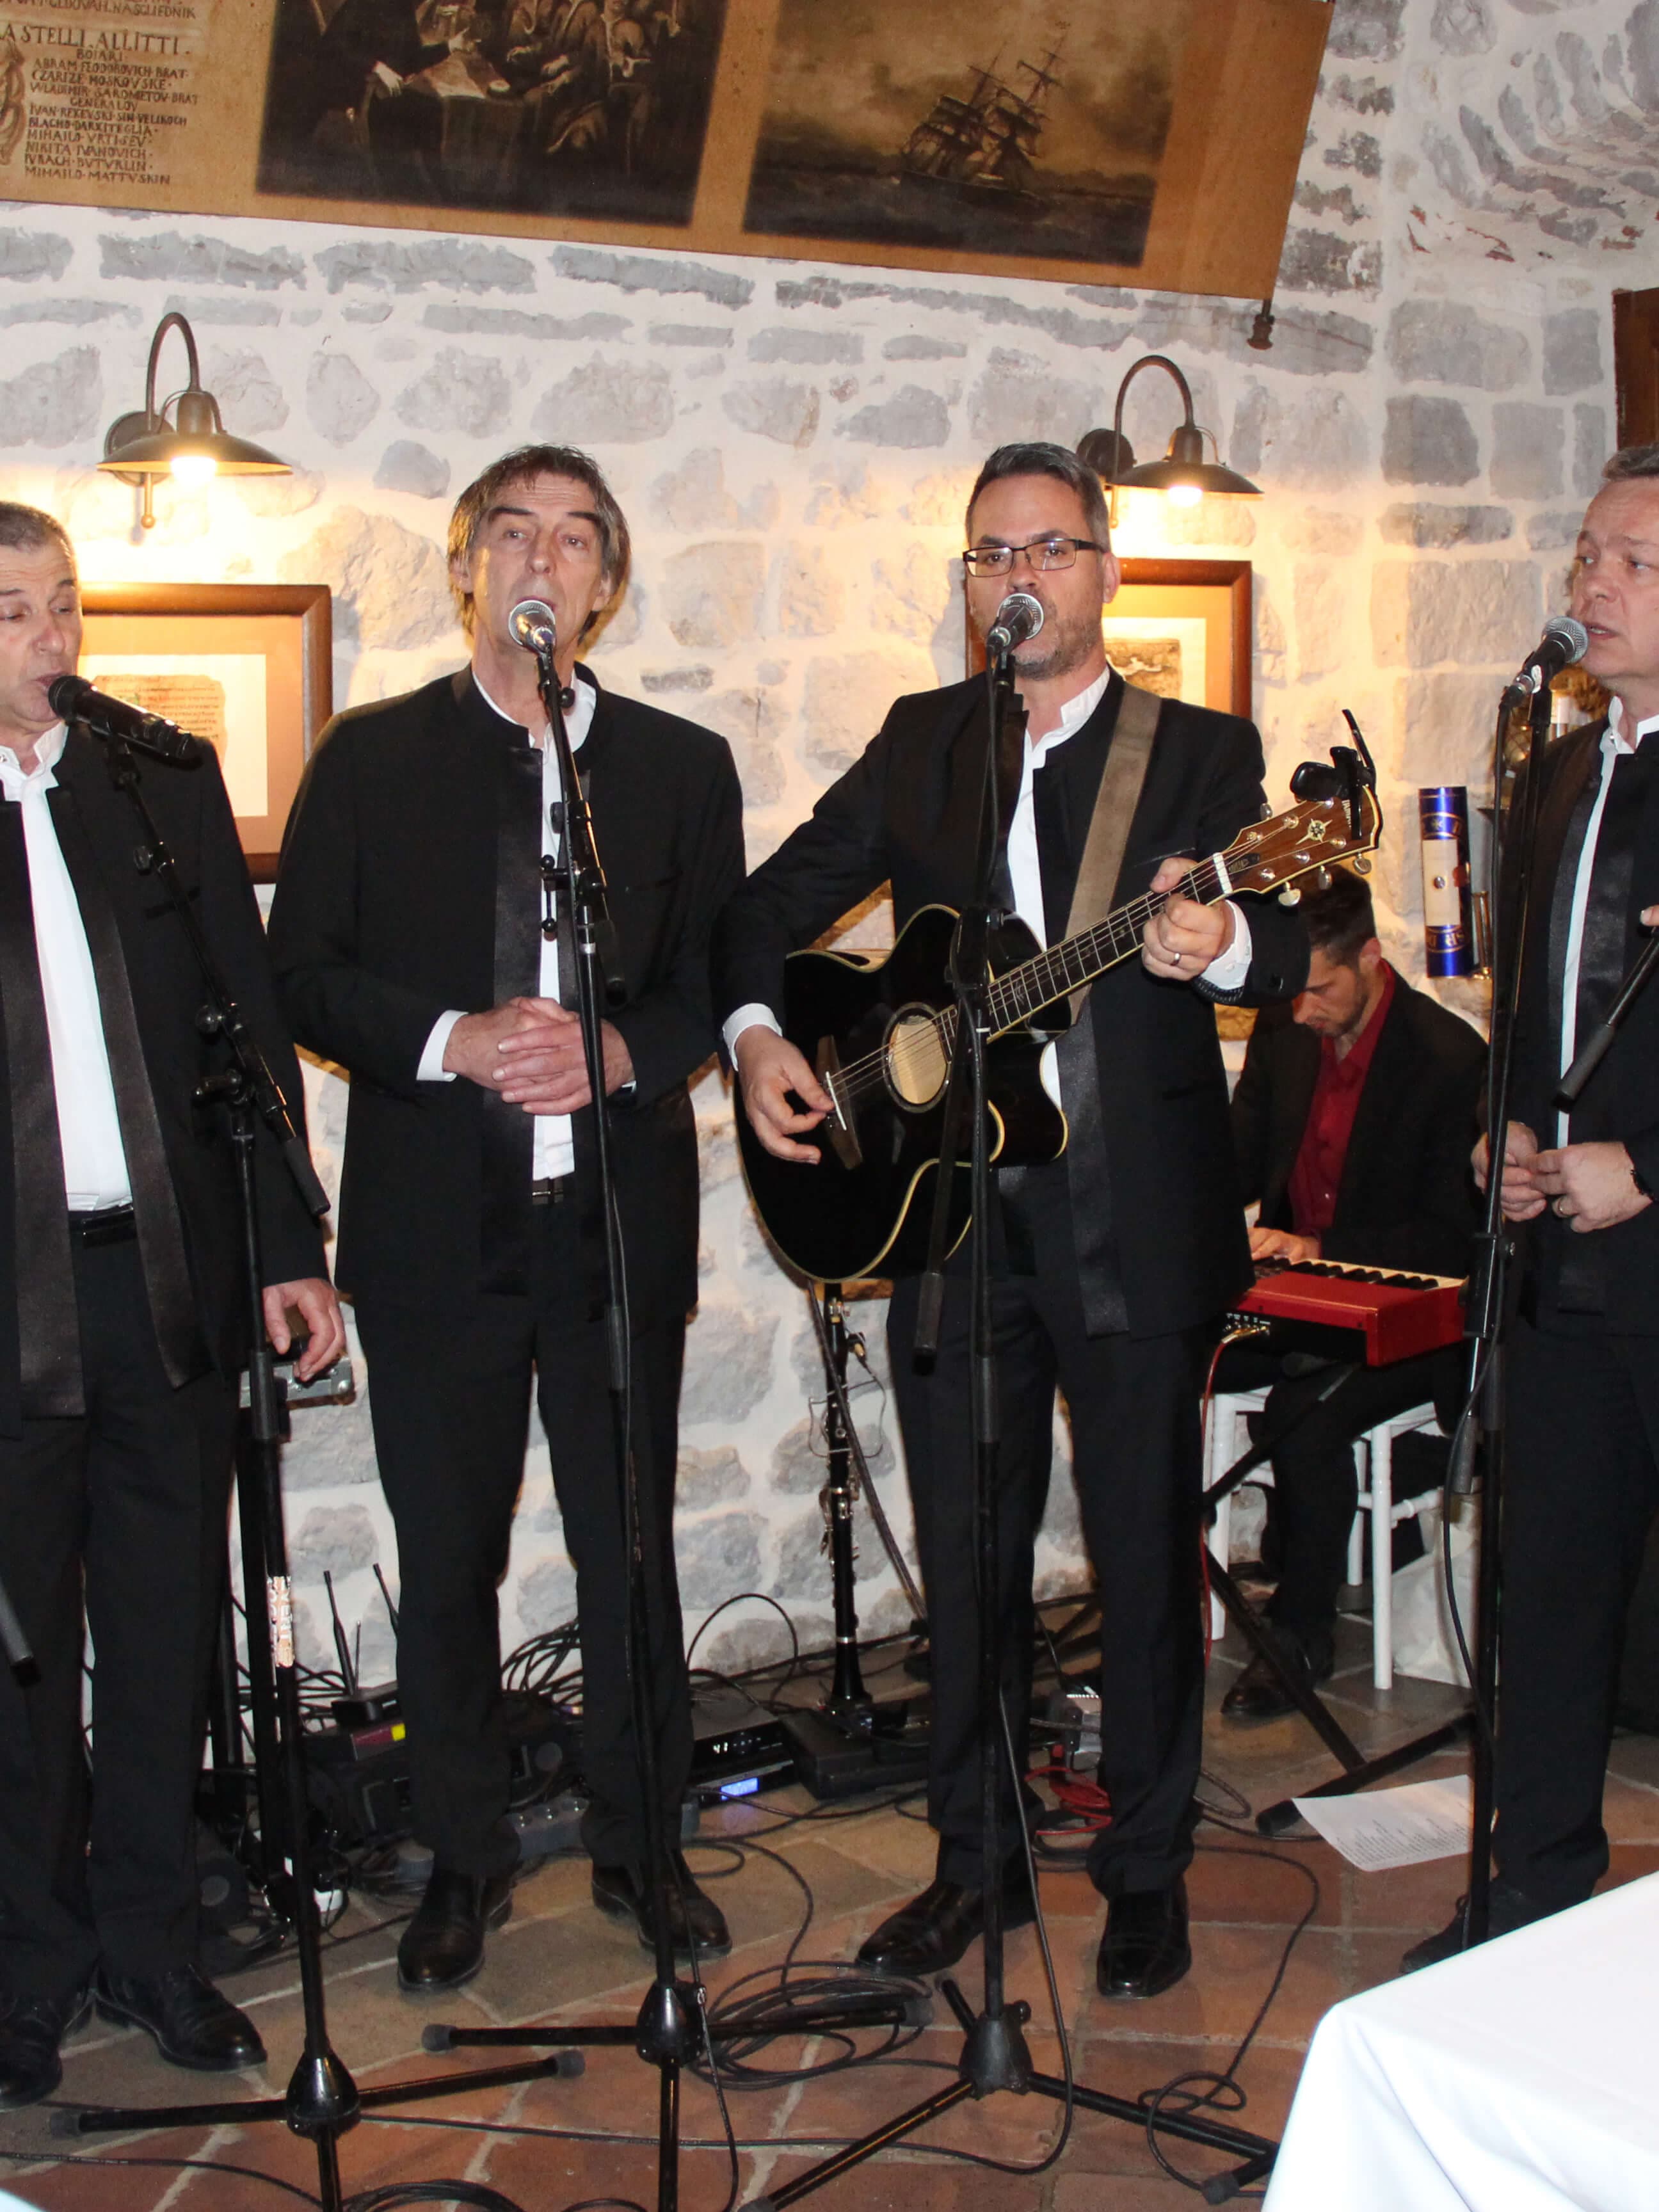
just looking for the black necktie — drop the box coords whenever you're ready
[1552,742,1653,1314]
[478,735,543,1296]
[0,803,80,1415]
[49,773,196,1386]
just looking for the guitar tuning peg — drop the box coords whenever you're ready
[1278,887,1301,906]
[1351,856,1372,876]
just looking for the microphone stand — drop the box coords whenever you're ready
[747,648,1276,2208]
[1444,676,1556,1949]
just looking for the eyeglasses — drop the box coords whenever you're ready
[961,534,1106,578]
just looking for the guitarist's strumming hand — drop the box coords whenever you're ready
[734,1025,832,1164]
[1141,856,1236,981]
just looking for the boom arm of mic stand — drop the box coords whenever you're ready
[1555,926,1659,1108]
[97,735,329,1222]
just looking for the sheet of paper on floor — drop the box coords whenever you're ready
[1291,1776,1471,1870]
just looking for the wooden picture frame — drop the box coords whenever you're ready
[1101,557,1253,720]
[77,584,333,882]
[967,557,1253,721]
[0,0,1329,305]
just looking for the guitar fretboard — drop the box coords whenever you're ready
[985,856,1228,1036]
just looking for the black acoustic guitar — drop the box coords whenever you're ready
[735,785,1383,1283]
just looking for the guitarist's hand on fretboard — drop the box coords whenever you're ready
[734,1024,831,1164]
[1140,854,1238,981]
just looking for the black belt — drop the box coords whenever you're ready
[530,1177,569,1207]
[67,1203,136,1247]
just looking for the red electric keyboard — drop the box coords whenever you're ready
[1229,1260,1466,1368]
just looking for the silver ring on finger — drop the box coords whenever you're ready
[1555,1196,1569,1217]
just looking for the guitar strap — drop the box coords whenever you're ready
[1060,680,1162,1016]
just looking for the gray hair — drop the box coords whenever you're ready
[448,445,630,639]
[965,442,1112,550]
[0,502,74,566]
[1602,444,1659,483]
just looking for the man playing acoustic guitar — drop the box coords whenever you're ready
[715,441,1309,1998]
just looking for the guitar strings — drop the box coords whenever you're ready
[826,856,1229,1112]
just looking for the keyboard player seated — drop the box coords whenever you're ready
[1220,867,1486,1718]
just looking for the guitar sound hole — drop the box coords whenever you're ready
[885,1006,948,1109]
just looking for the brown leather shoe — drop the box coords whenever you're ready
[856,1876,1036,1978]
[397,1866,513,1991]
[1096,1879,1191,2000]
[591,1850,731,1959]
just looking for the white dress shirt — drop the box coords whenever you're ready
[0,723,132,1208]
[721,668,1253,1078]
[418,671,595,1182]
[1555,696,1659,1145]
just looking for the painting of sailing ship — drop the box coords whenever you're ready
[745,1,1186,266]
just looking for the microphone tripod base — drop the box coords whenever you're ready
[957,1990,1032,2097]
[285,2048,360,2138]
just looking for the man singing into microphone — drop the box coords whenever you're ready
[716,442,1307,1997]
[269,448,745,1985]
[1406,444,1659,1966]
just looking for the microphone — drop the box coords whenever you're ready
[47,674,202,765]
[509,598,557,657]
[1505,614,1589,698]
[985,591,1045,658]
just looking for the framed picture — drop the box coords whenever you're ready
[0,0,1328,303]
[967,557,1252,720]
[77,584,333,882]
[1101,558,1252,720]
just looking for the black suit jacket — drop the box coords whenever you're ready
[1507,719,1659,1333]
[1231,974,1486,1278]
[714,670,1308,1337]
[0,727,324,1437]
[267,668,744,1326]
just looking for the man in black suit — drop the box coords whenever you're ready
[1408,446,1659,1967]
[1222,866,1484,1718]
[269,446,744,1989]
[716,441,1307,1999]
[0,504,344,2108]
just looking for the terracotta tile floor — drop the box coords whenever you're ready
[4,1609,1658,2212]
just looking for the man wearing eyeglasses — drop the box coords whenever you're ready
[715,440,1306,2000]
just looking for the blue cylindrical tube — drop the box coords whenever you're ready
[1419,785,1473,978]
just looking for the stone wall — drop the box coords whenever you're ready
[0,0,1649,1681]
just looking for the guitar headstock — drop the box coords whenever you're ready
[1223,783,1384,897]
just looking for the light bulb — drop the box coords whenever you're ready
[1166,482,1203,507]
[170,451,218,488]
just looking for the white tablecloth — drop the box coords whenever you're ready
[1265,1871,1659,2211]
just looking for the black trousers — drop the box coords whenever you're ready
[0,1236,237,2010]
[1214,1342,1454,1647]
[1494,1315,1659,1909]
[355,1199,691,1879]
[888,1164,1208,1900]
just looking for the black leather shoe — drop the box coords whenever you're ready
[856,1876,1036,1978]
[1096,1879,1191,1999]
[0,1987,90,2109]
[1399,1881,1554,1974]
[1221,1624,1334,1722]
[94,1965,264,2071]
[397,1866,513,1992]
[591,1850,732,1958]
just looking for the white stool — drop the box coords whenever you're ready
[1348,1401,1442,1688]
[1204,1385,1445,1686]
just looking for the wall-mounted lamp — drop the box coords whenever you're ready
[97,310,291,530]
[1077,353,1261,526]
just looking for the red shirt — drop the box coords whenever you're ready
[1286,964,1397,1243]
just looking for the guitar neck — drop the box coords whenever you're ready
[986,852,1233,1038]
